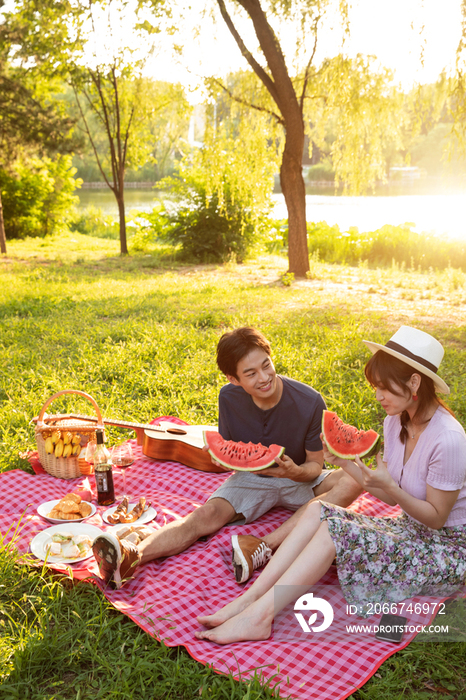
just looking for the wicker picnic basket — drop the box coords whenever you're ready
[35,390,104,479]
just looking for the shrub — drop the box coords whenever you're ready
[306,161,335,182]
[306,221,466,270]
[155,177,262,263]
[0,155,81,239]
[125,205,168,252]
[263,219,288,253]
[261,218,466,271]
[144,109,278,263]
[70,205,119,239]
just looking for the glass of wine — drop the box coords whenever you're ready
[111,443,134,499]
[85,439,97,465]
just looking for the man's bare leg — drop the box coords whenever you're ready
[263,469,361,551]
[138,498,237,564]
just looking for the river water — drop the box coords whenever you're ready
[77,179,466,241]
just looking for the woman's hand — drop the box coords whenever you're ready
[354,453,396,491]
[321,435,355,470]
[321,438,365,487]
[355,454,459,528]
[322,435,396,504]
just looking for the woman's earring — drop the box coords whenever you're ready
[412,394,418,401]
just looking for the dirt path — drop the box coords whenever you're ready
[212,261,466,327]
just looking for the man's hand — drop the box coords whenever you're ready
[201,444,232,472]
[259,448,323,482]
[258,453,301,479]
[202,444,323,482]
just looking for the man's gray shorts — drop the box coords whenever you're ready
[207,470,332,525]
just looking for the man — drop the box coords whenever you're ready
[92,327,361,589]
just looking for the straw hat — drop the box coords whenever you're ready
[363,325,450,394]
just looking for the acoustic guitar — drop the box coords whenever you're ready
[33,413,224,474]
[143,422,223,473]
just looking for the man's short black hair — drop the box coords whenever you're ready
[216,327,271,379]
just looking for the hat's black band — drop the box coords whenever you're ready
[385,340,438,374]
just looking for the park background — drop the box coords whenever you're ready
[1,1,466,699]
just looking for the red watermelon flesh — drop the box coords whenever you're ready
[203,431,285,471]
[322,410,381,460]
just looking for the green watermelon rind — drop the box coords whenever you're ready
[322,410,381,460]
[203,431,285,471]
[361,435,383,459]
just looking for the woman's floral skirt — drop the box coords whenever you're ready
[320,502,466,615]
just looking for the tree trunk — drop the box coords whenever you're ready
[215,0,310,277]
[115,188,128,255]
[0,190,7,255]
[280,126,309,277]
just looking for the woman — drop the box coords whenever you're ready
[195,326,466,644]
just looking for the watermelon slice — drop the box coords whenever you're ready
[322,410,381,460]
[203,431,285,472]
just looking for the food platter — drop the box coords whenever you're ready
[30,523,102,564]
[103,503,157,526]
[37,499,97,524]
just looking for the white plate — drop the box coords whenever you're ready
[103,502,157,526]
[37,499,97,524]
[30,523,103,564]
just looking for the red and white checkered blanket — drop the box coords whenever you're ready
[1,418,453,700]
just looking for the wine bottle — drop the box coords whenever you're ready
[94,429,115,506]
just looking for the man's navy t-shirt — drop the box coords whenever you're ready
[218,375,326,466]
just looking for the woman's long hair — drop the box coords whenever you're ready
[364,350,454,443]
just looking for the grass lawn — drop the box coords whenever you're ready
[1,232,466,699]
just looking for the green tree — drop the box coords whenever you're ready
[1,0,173,255]
[72,80,190,183]
[306,54,403,194]
[156,99,278,261]
[208,0,402,276]
[69,2,176,254]
[72,65,154,255]
[444,4,466,157]
[142,80,191,181]
[213,0,312,276]
[0,55,76,252]
[0,155,80,239]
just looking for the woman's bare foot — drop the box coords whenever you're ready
[195,607,272,645]
[197,592,255,629]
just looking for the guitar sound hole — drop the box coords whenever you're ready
[166,428,187,435]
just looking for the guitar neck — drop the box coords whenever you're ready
[51,413,168,433]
